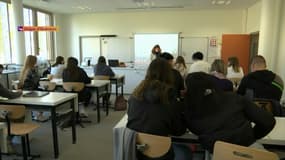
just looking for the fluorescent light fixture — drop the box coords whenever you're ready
[217,0,225,5]
[72,6,92,10]
[212,0,232,5]
[225,0,232,5]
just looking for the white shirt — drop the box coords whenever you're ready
[227,66,244,79]
[189,60,210,73]
[51,64,65,78]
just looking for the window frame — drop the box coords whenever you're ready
[0,0,55,63]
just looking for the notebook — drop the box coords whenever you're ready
[23,91,49,97]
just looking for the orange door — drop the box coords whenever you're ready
[221,34,250,74]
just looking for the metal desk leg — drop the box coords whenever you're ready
[51,107,59,158]
[96,89,100,123]
[104,84,109,116]
[71,98,77,144]
[121,83,124,96]
[115,80,118,97]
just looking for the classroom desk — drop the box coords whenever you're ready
[0,91,78,159]
[114,114,285,146]
[87,74,125,96]
[51,78,110,123]
[110,75,125,97]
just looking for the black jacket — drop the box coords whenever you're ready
[94,64,115,77]
[62,67,91,104]
[237,70,283,101]
[127,87,186,160]
[127,88,186,137]
[0,83,22,99]
[184,92,275,153]
[62,67,91,84]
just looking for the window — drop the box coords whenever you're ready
[0,1,11,64]
[24,8,35,55]
[0,0,54,64]
[37,11,52,59]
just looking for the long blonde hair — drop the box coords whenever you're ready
[19,55,37,88]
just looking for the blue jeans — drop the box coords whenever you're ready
[173,143,192,160]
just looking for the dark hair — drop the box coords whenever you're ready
[132,58,173,104]
[160,52,174,60]
[192,52,203,60]
[175,56,186,68]
[185,72,217,111]
[66,57,78,70]
[98,56,106,64]
[52,56,64,67]
[0,64,4,69]
[151,44,161,55]
[210,59,227,75]
[228,57,240,72]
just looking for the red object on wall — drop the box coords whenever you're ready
[210,38,217,47]
[221,34,250,74]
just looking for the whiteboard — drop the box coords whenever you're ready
[180,37,209,64]
[134,33,179,65]
[101,37,134,62]
[80,37,101,64]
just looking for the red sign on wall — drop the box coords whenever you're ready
[210,38,217,47]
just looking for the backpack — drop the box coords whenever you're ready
[114,95,127,111]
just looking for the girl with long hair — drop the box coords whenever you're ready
[227,56,244,79]
[19,55,39,90]
[127,58,191,160]
[51,56,65,78]
[174,56,187,78]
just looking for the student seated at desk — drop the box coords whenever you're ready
[93,56,115,77]
[51,56,65,78]
[127,58,191,160]
[184,72,276,153]
[63,57,91,113]
[210,59,233,92]
[160,52,185,99]
[19,55,48,122]
[19,55,40,90]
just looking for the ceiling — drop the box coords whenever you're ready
[22,0,260,14]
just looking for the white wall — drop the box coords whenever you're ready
[276,1,285,101]
[246,1,261,33]
[55,9,245,59]
[54,13,71,59]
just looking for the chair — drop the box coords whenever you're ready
[62,82,91,128]
[212,141,279,160]
[93,75,110,80]
[0,105,40,160]
[136,132,171,158]
[253,98,283,116]
[39,81,56,91]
